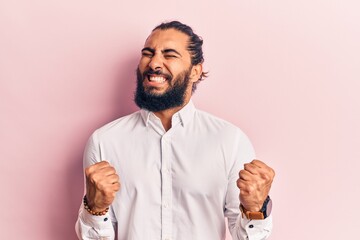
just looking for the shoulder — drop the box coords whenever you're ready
[92,111,143,139]
[193,109,255,159]
[194,109,246,136]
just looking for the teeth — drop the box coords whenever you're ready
[149,76,166,83]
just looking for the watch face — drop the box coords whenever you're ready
[266,199,273,218]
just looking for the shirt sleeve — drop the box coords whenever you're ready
[224,129,273,240]
[75,204,116,240]
[75,132,116,240]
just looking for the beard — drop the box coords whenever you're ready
[134,67,191,112]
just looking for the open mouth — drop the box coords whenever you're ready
[148,75,167,83]
[146,72,173,85]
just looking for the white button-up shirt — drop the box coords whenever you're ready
[76,100,272,240]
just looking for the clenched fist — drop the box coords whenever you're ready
[237,159,275,212]
[85,161,120,212]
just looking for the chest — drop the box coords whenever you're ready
[104,130,231,200]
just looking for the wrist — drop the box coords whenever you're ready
[83,195,109,216]
[241,204,262,212]
[85,194,108,212]
[240,196,272,220]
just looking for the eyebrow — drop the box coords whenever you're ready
[141,47,155,54]
[141,47,182,57]
[163,49,182,57]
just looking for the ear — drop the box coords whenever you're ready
[190,64,203,83]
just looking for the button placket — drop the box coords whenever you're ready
[161,134,172,239]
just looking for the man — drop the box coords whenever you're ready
[76,21,275,240]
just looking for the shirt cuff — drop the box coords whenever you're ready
[238,214,273,238]
[79,208,113,230]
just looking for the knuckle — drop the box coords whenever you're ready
[105,166,115,174]
[85,167,91,176]
[101,161,110,166]
[242,186,251,194]
[262,173,271,181]
[95,180,106,190]
[247,185,254,193]
[85,163,97,176]
[236,179,241,187]
[255,159,263,164]
[88,172,96,182]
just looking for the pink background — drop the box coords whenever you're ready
[1,0,359,239]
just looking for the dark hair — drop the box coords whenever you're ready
[152,21,208,92]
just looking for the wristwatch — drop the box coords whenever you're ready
[240,196,272,220]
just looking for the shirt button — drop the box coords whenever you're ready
[249,224,254,228]
[164,202,169,208]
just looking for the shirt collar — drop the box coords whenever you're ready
[140,100,196,127]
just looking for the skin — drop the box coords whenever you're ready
[138,28,202,131]
[85,28,275,214]
[85,161,120,212]
[237,160,275,211]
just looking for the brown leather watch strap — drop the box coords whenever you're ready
[240,204,265,220]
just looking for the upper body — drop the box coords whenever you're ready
[75,21,275,240]
[75,100,272,240]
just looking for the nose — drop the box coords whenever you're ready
[148,53,163,71]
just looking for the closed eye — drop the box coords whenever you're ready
[141,47,155,57]
[163,49,182,58]
[142,52,153,57]
[164,55,177,58]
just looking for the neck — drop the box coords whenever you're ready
[154,99,190,131]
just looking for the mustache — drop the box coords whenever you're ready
[143,69,172,80]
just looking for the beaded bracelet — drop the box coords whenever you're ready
[83,196,109,216]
